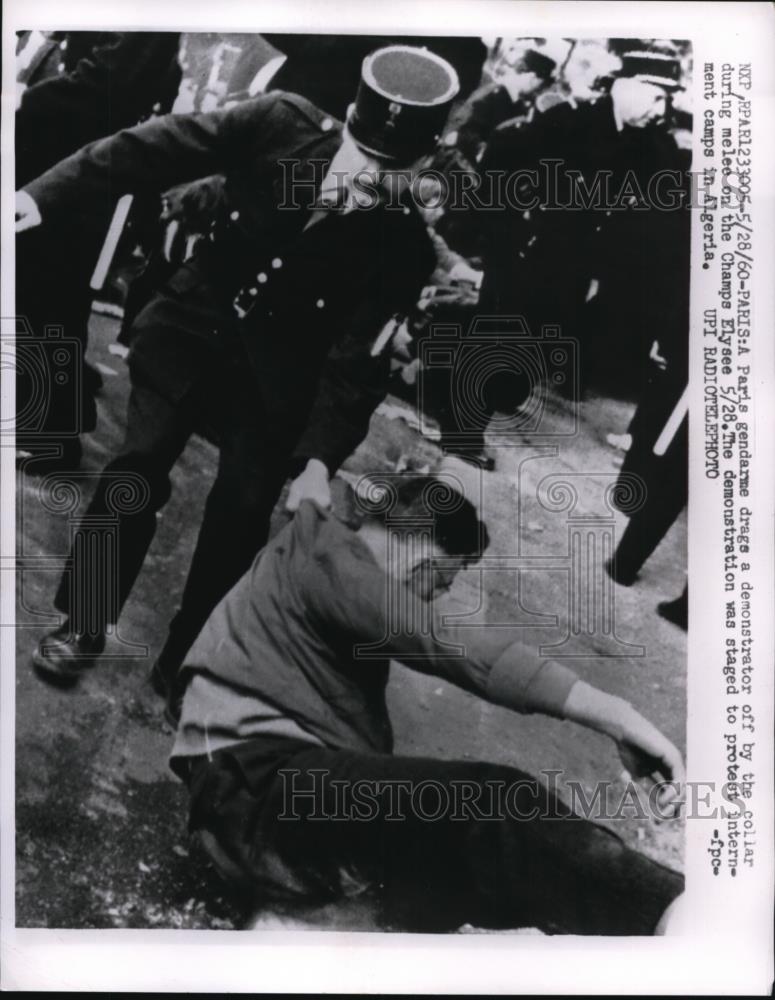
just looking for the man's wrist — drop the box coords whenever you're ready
[606,697,636,745]
[562,680,630,742]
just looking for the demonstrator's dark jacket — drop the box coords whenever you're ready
[23,92,436,473]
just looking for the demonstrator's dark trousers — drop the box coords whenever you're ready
[183,735,684,934]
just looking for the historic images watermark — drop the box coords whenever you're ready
[277,159,747,214]
[277,769,753,825]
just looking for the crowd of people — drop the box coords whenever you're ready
[14,32,691,933]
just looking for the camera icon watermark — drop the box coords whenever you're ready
[418,314,579,450]
[2,317,84,442]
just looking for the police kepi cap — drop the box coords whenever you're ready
[521,47,556,81]
[346,45,460,164]
[617,50,683,91]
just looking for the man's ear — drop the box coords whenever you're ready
[409,555,435,593]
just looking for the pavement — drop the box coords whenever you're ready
[14,310,687,929]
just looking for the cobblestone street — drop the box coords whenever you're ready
[15,310,687,929]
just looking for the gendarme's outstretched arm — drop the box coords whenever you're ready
[16,94,278,232]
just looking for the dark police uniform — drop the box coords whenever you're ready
[16,32,182,186]
[434,89,690,461]
[24,91,436,671]
[477,92,689,385]
[16,32,182,463]
[609,335,688,587]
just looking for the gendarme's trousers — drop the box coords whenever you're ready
[54,350,293,666]
[612,369,688,579]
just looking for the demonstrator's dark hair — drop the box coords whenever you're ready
[359,474,489,560]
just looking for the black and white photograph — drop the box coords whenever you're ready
[2,1,773,994]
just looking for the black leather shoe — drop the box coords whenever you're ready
[657,589,688,630]
[32,624,105,687]
[604,556,638,587]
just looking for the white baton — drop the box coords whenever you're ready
[90,193,134,291]
[653,384,689,456]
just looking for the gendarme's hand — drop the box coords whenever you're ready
[285,458,332,513]
[15,191,42,233]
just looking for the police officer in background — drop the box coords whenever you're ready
[443,46,689,468]
[478,45,688,320]
[16,31,182,469]
[16,32,182,185]
[606,332,688,598]
[16,45,453,692]
[438,45,557,172]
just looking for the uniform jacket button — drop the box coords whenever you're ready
[257,272,268,283]
[316,298,325,308]
[249,288,258,296]
[271,257,283,269]
[230,210,240,221]
[321,117,334,131]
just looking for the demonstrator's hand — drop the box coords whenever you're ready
[616,707,686,819]
[562,680,685,820]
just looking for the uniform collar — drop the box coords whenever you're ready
[270,127,343,216]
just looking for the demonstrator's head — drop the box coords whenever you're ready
[357,474,488,601]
